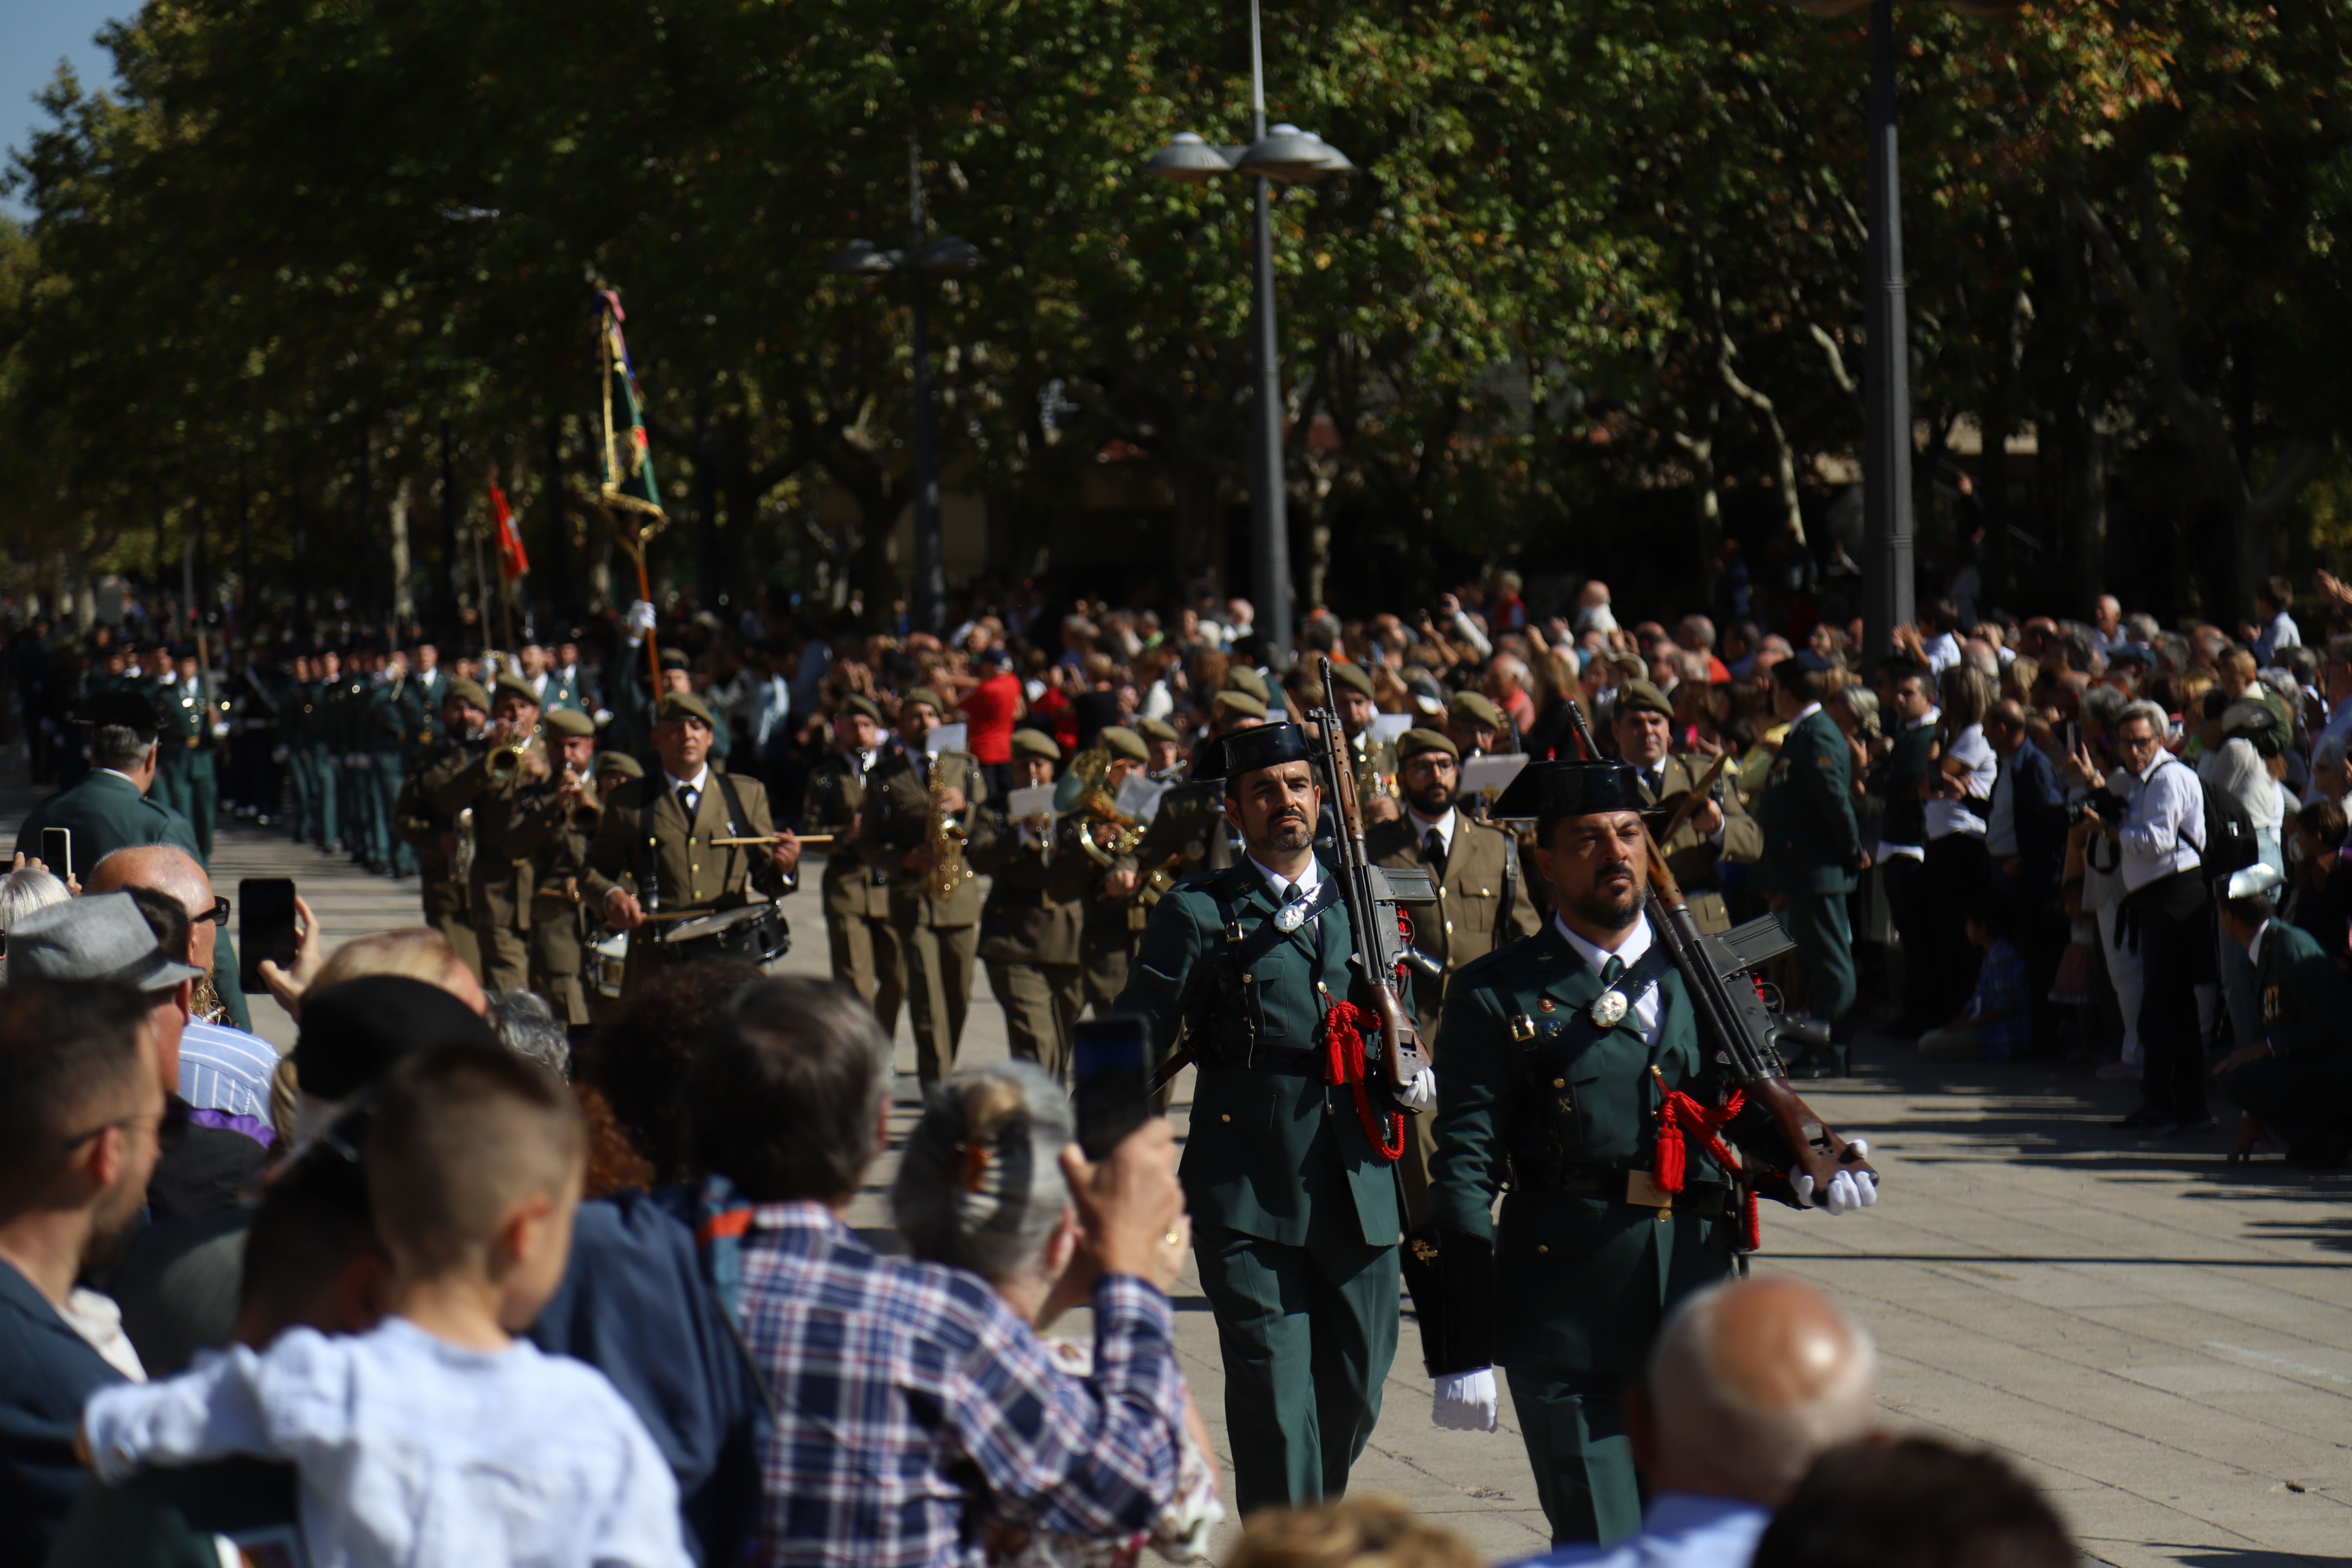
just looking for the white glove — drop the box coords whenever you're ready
[1793,1167,1878,1215]
[1399,1067,1438,1113]
[1432,1368,1499,1432]
[627,599,658,635]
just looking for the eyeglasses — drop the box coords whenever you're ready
[201,896,231,927]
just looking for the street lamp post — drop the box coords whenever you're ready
[830,137,983,637]
[1144,0,1352,664]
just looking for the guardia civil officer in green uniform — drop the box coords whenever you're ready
[305,650,342,852]
[15,690,206,870]
[1755,649,1866,1075]
[1113,721,1426,1514]
[364,652,421,876]
[1421,758,1879,1546]
[152,646,225,861]
[2213,864,2352,1167]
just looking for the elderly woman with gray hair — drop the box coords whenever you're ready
[0,860,72,981]
[892,1060,1222,1566]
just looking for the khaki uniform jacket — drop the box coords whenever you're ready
[397,741,475,883]
[433,755,536,934]
[966,807,1084,966]
[856,746,987,929]
[582,771,781,913]
[1367,812,1541,1035]
[801,752,890,920]
[1634,754,1764,933]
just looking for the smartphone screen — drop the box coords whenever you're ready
[2064,720,2082,756]
[239,878,299,994]
[1072,1015,1153,1161]
[40,827,71,882]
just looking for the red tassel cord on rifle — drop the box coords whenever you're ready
[1649,1065,1761,1251]
[1321,1000,1407,1162]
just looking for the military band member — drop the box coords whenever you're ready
[1367,726,1541,1225]
[585,691,801,991]
[1422,760,1876,1547]
[508,706,601,1029]
[152,646,225,862]
[432,675,550,991]
[1446,690,1504,762]
[1137,714,1187,779]
[1755,650,1866,1073]
[803,694,905,1035]
[1057,725,1152,1017]
[1611,680,1761,934]
[856,686,986,1088]
[1326,662,1403,828]
[967,729,1085,1080]
[1112,722,1406,1514]
[396,676,491,978]
[592,749,642,801]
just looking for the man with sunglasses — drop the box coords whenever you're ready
[86,846,276,1150]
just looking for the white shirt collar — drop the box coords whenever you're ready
[1789,701,1823,726]
[664,764,710,797]
[2248,918,2272,966]
[1251,855,1321,898]
[1553,909,1653,974]
[1407,807,1458,853]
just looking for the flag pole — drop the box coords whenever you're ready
[595,288,666,698]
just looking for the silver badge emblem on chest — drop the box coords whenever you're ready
[1274,902,1308,932]
[1589,989,1630,1029]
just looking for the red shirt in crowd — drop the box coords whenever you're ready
[962,671,1021,765]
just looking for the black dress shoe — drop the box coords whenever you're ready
[2113,1107,2172,1130]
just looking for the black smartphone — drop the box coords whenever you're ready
[40,827,71,882]
[2064,720,2082,756]
[239,878,299,994]
[1072,1015,1153,1161]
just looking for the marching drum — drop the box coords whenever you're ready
[656,902,792,971]
[590,929,630,999]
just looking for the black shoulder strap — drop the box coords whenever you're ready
[637,785,663,912]
[714,771,776,898]
[1496,825,1521,933]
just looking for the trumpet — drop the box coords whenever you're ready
[484,731,547,786]
[559,774,602,833]
[927,755,972,901]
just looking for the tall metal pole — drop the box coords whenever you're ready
[908,133,947,637]
[1861,0,1915,658]
[1246,0,1294,663]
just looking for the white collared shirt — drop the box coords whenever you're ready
[1407,807,1458,859]
[664,765,711,812]
[2118,752,2205,891]
[2246,919,2271,967]
[1251,854,1326,930]
[1552,911,1664,1045]
[1788,701,1823,727]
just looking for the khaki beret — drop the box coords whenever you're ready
[1328,663,1375,700]
[445,677,490,710]
[838,694,883,723]
[1098,726,1148,764]
[1213,690,1269,723]
[1448,691,1502,728]
[903,686,945,716]
[659,647,691,671]
[1396,727,1459,762]
[1223,667,1271,703]
[542,707,595,739]
[1136,715,1181,745]
[594,750,644,779]
[655,691,715,727]
[492,674,539,709]
[1613,679,1673,721]
[1012,728,1061,761]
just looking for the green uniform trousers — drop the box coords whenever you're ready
[305,747,337,847]
[155,752,217,861]
[371,752,415,873]
[1777,889,1857,1041]
[986,960,1083,1083]
[1505,1370,1641,1547]
[900,920,979,1087]
[1193,1223,1399,1515]
[826,910,906,1038]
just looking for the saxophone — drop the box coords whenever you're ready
[926,753,972,901]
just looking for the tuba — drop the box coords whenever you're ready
[1055,746,1147,866]
[926,753,972,901]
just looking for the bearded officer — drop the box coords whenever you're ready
[585,691,802,990]
[802,694,905,1035]
[1420,759,1877,1547]
[1112,721,1425,1513]
[967,728,1085,1079]
[1367,726,1540,1225]
[1611,680,1760,934]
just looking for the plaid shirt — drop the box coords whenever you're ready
[736,1203,1185,1568]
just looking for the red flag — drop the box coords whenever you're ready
[490,482,530,582]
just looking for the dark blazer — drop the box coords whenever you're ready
[0,1258,129,1566]
[1998,740,2069,892]
[1756,709,1861,896]
[13,770,202,871]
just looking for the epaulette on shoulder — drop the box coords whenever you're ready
[1452,928,1542,986]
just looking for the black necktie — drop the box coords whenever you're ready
[1281,880,1302,907]
[1424,828,1447,879]
[677,784,699,819]
[1600,954,1625,986]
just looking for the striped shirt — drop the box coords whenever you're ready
[178,1020,279,1123]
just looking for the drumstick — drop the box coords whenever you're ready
[711,833,830,846]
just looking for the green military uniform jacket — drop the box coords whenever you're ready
[1114,858,1401,1249]
[366,673,418,758]
[1426,921,1735,1376]
[2254,920,2352,1057]
[1755,709,1860,897]
[14,770,203,868]
[1634,755,1763,933]
[966,807,1084,967]
[856,746,986,929]
[802,751,891,921]
[155,678,222,758]
[1366,812,1540,1035]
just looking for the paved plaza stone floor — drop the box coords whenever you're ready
[14,798,2350,1568]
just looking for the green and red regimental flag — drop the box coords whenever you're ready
[597,288,664,519]
[489,480,530,583]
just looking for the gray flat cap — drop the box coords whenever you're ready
[6,891,205,992]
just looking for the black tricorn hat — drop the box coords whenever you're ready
[1491,760,1645,821]
[78,689,162,736]
[1204,721,1314,786]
